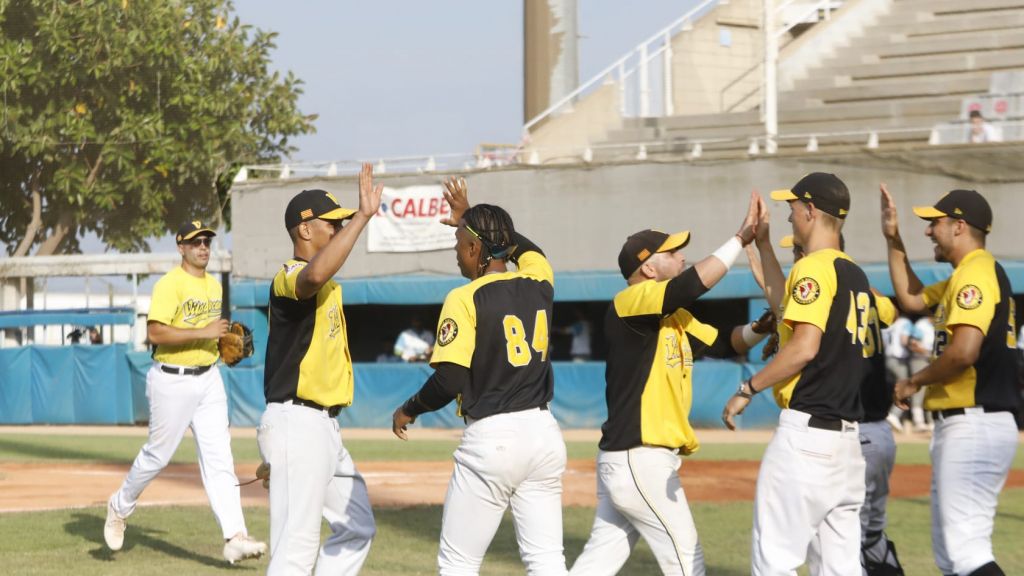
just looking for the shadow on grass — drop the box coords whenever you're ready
[64,511,252,570]
[0,436,130,462]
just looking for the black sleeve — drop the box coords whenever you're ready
[401,362,470,417]
[509,231,544,261]
[687,327,739,360]
[662,267,710,315]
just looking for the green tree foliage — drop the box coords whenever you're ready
[0,0,314,256]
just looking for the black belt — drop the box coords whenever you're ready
[807,416,844,431]
[931,406,1011,420]
[160,364,214,376]
[292,397,342,418]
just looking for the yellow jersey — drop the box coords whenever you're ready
[149,266,222,367]
[264,259,354,408]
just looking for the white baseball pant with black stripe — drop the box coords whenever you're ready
[570,446,704,576]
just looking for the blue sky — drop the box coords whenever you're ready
[29,1,700,289]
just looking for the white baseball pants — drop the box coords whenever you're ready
[111,364,246,539]
[753,409,865,576]
[257,401,375,576]
[930,408,1017,575]
[570,446,705,576]
[438,407,567,576]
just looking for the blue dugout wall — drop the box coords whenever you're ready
[3,260,1021,428]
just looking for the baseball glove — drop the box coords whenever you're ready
[219,321,254,366]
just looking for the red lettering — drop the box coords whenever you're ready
[390,198,403,216]
[428,197,439,217]
[402,198,416,217]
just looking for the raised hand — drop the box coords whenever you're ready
[754,192,770,244]
[358,162,384,218]
[440,176,470,227]
[736,190,761,246]
[880,183,900,241]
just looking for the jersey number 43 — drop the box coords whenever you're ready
[503,310,549,367]
[845,291,881,358]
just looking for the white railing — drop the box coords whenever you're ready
[523,0,724,132]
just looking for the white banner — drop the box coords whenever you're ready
[367,185,457,253]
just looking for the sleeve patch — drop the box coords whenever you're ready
[438,318,459,346]
[791,277,821,305]
[956,285,983,310]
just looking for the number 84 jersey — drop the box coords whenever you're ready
[429,249,555,420]
[774,248,876,422]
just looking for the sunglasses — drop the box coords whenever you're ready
[184,237,212,247]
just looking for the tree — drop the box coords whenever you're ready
[0,0,315,257]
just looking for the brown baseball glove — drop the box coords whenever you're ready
[218,321,254,367]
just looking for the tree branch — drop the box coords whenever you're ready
[12,173,43,258]
[34,212,74,256]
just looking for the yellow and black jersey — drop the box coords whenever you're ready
[429,243,555,420]
[148,266,222,367]
[599,269,734,455]
[264,258,354,408]
[921,249,1019,412]
[772,248,877,422]
[862,294,898,422]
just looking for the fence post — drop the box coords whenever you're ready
[663,33,674,116]
[639,44,650,117]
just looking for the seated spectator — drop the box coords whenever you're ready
[393,317,434,362]
[88,326,102,345]
[968,109,1003,143]
[557,307,592,362]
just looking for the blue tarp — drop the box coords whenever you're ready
[0,307,135,328]
[3,348,780,429]
[0,345,133,424]
[232,260,1024,306]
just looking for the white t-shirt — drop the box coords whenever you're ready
[394,328,434,361]
[911,317,935,358]
[884,316,913,359]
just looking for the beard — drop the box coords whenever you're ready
[932,243,948,263]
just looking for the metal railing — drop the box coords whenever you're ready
[523,0,724,132]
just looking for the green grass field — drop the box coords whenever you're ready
[2,432,1023,575]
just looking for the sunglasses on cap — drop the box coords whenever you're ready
[184,237,212,247]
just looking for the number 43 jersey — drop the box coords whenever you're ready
[774,248,876,422]
[429,247,554,420]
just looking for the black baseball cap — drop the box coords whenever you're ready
[175,221,216,244]
[618,229,691,279]
[770,172,850,219]
[913,189,992,233]
[284,189,356,230]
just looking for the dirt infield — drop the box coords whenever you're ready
[5,458,1019,514]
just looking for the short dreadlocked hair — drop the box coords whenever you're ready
[463,204,517,270]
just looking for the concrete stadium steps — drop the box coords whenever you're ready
[584,0,1024,159]
[801,51,1024,83]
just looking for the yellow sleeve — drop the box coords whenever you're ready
[875,294,897,327]
[147,276,178,325]
[922,279,948,309]
[678,309,719,346]
[783,256,836,332]
[429,287,477,369]
[613,280,667,318]
[945,272,998,336]
[272,261,307,300]
[517,251,554,285]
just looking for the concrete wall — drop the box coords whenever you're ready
[232,158,1024,280]
[525,82,622,163]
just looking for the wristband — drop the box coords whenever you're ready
[735,379,754,400]
[711,236,744,270]
[741,323,769,347]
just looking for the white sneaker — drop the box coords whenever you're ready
[885,413,905,434]
[103,497,126,551]
[223,534,267,564]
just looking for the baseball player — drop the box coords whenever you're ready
[880,185,1019,576]
[104,221,266,563]
[759,230,905,575]
[258,164,382,575]
[723,173,876,575]
[391,176,568,575]
[569,193,769,576]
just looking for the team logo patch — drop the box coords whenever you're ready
[956,285,983,310]
[791,277,820,305]
[438,318,458,346]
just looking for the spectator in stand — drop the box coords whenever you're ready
[393,317,434,362]
[557,307,593,362]
[67,328,84,344]
[968,110,1003,143]
[89,326,103,345]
